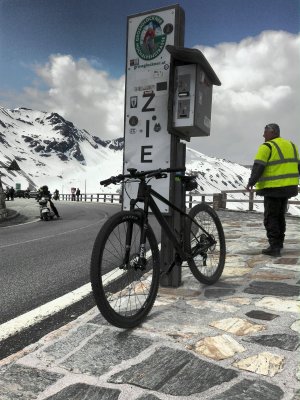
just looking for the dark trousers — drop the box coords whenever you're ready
[49,199,59,217]
[263,196,288,248]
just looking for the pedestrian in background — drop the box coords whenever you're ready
[71,187,76,201]
[5,187,10,201]
[53,189,59,200]
[246,123,300,257]
[9,186,15,201]
[76,188,80,201]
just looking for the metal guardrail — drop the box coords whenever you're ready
[186,188,300,211]
[60,193,122,203]
[59,192,212,207]
[59,188,300,212]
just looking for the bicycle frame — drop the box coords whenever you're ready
[128,179,215,264]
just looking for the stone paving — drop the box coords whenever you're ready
[0,210,299,399]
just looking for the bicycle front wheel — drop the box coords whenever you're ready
[90,211,160,329]
[185,203,226,284]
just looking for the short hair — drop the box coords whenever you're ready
[265,123,280,136]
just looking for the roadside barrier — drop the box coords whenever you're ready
[60,193,122,204]
[60,187,300,213]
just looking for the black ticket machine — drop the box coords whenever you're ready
[167,45,221,140]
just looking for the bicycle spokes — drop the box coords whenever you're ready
[186,203,226,285]
[191,233,217,257]
[90,213,160,327]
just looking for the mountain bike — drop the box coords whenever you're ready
[90,167,226,329]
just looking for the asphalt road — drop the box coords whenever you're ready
[0,200,120,325]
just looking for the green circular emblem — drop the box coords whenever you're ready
[135,15,166,60]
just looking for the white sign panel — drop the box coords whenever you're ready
[123,6,179,212]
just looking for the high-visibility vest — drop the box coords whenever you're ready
[254,137,299,190]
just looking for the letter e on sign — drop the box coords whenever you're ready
[141,146,153,163]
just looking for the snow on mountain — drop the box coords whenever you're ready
[0,107,122,193]
[0,106,299,215]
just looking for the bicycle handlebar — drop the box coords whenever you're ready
[100,167,186,187]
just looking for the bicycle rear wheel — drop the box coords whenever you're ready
[185,203,226,284]
[90,211,160,328]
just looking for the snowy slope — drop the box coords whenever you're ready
[0,106,299,215]
[0,107,123,193]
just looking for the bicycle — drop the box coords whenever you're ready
[90,167,226,329]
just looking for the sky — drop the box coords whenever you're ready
[0,0,299,164]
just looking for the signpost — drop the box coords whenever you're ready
[123,5,220,287]
[123,5,184,212]
[0,159,21,219]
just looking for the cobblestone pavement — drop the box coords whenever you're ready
[0,209,299,400]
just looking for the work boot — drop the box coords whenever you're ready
[262,246,281,257]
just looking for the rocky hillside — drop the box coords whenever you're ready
[0,107,123,192]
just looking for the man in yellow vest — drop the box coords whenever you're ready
[246,123,300,256]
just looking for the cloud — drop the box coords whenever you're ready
[17,54,125,139]
[191,30,300,163]
[2,30,299,163]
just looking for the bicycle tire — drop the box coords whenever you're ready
[90,211,160,329]
[185,203,226,284]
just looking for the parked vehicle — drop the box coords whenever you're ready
[30,191,39,199]
[14,189,30,198]
[14,190,26,198]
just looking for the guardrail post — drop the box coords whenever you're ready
[249,191,254,211]
[213,192,227,210]
[189,194,192,209]
[213,193,222,210]
[222,192,227,209]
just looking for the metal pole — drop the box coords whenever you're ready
[159,9,185,288]
[160,139,186,287]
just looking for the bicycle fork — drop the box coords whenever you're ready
[122,218,148,271]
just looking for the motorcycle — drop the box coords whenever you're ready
[39,197,55,221]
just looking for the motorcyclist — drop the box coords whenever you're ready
[37,185,60,218]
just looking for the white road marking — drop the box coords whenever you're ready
[0,219,40,229]
[0,283,92,341]
[0,219,106,249]
[0,244,162,341]
[0,206,112,340]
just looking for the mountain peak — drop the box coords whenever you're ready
[0,106,123,191]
